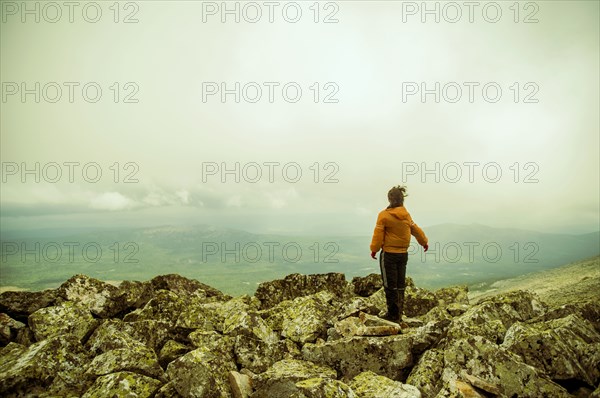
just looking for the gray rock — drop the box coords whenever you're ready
[0,289,57,321]
[255,273,351,309]
[229,371,253,398]
[81,371,162,398]
[442,335,571,397]
[159,340,190,368]
[406,349,444,398]
[502,314,600,386]
[85,318,172,355]
[302,334,414,380]
[263,291,338,344]
[234,334,300,373]
[0,335,91,396]
[150,273,228,301]
[57,274,127,318]
[253,359,337,393]
[28,301,97,342]
[123,289,184,326]
[352,273,383,297]
[446,290,546,344]
[166,347,237,397]
[404,286,438,318]
[349,371,421,398]
[0,313,26,345]
[434,285,469,306]
[295,377,357,397]
[85,345,165,381]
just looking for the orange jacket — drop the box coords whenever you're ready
[370,206,428,253]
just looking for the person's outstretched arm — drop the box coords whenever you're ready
[409,215,428,248]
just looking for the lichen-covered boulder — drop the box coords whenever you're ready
[166,347,237,397]
[229,371,252,398]
[252,359,338,395]
[434,285,469,306]
[0,335,91,396]
[188,330,235,357]
[57,274,127,318]
[406,349,444,398]
[408,319,450,355]
[154,381,183,398]
[0,289,57,322]
[117,279,155,310]
[404,286,438,318]
[255,273,351,309]
[302,334,414,380]
[85,319,147,355]
[441,336,570,397]
[0,313,26,345]
[446,290,546,344]
[176,298,221,330]
[81,371,162,398]
[177,294,259,332]
[533,300,600,333]
[352,273,383,297]
[502,314,600,386]
[349,371,421,398]
[28,301,96,342]
[234,334,300,373]
[263,291,338,344]
[85,318,172,354]
[150,274,228,301]
[85,345,165,381]
[159,340,190,368]
[295,377,357,398]
[123,289,184,326]
[224,310,280,344]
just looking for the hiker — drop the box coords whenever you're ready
[370,185,429,322]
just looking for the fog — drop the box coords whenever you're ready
[1,1,598,236]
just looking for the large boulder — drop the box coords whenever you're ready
[234,335,300,374]
[252,359,337,396]
[81,371,162,398]
[440,336,571,397]
[352,273,383,297]
[302,334,414,380]
[446,290,546,344]
[295,377,357,398]
[0,335,91,396]
[349,371,421,398]
[85,319,172,355]
[57,274,127,318]
[84,345,165,381]
[0,289,57,322]
[123,289,184,326]
[0,313,26,345]
[406,349,444,398]
[28,301,97,342]
[263,291,339,344]
[255,273,351,309]
[150,274,228,301]
[502,314,600,387]
[166,347,237,397]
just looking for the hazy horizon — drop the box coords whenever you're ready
[2,1,599,237]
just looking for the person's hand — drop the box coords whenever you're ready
[370,251,377,259]
[423,244,429,252]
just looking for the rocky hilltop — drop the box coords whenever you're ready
[0,269,599,397]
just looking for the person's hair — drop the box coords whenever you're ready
[387,185,407,208]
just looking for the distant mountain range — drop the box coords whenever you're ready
[1,223,598,295]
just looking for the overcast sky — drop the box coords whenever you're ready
[1,1,598,236]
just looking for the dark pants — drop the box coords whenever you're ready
[379,251,408,317]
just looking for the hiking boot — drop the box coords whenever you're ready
[382,312,400,323]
